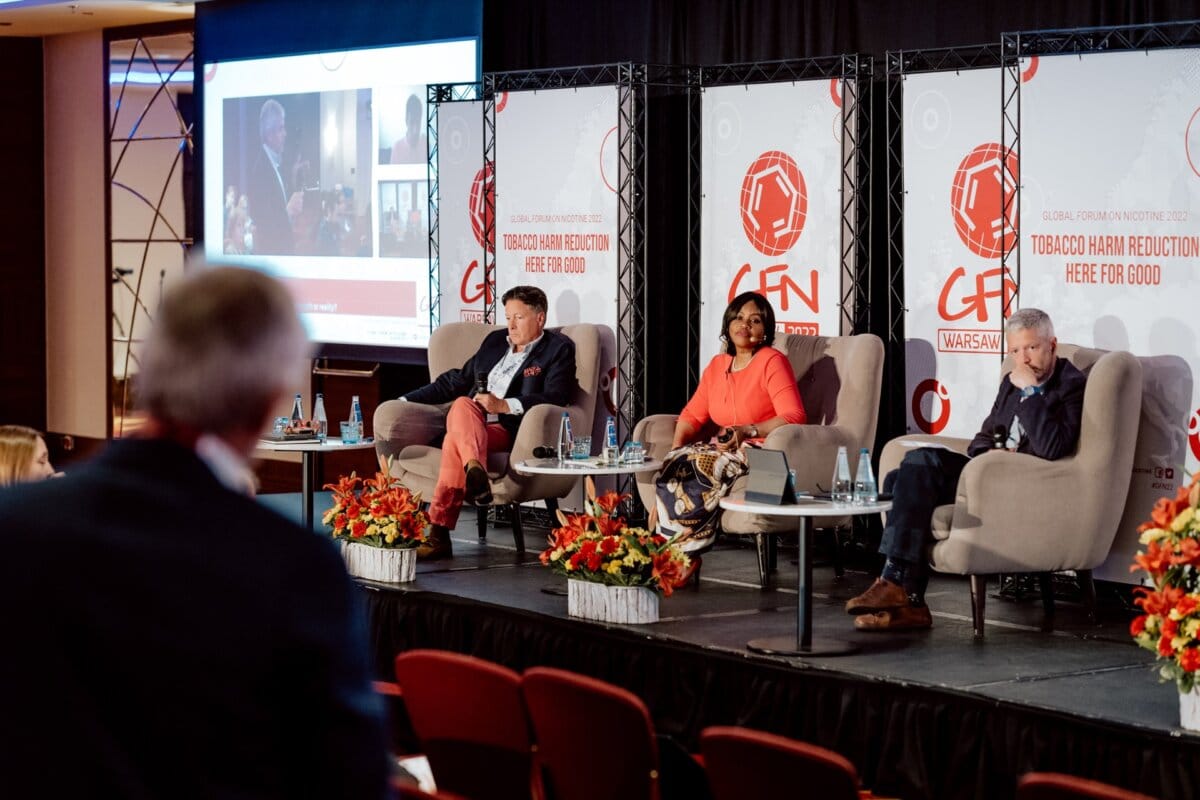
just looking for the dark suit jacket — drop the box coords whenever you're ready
[967,357,1087,458]
[246,145,294,256]
[0,439,389,799]
[404,328,577,438]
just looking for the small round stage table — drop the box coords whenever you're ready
[255,437,378,530]
[719,492,892,658]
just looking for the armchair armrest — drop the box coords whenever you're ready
[508,403,571,462]
[936,451,1095,574]
[878,434,971,484]
[373,399,449,466]
[762,424,860,493]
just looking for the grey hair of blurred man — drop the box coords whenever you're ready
[1004,307,1055,340]
[136,266,311,438]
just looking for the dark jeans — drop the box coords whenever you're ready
[878,447,970,565]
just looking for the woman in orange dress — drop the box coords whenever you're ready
[655,292,806,551]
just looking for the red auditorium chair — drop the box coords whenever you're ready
[1017,772,1157,800]
[699,725,860,800]
[394,649,538,800]
[521,667,661,800]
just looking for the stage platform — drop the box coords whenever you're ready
[260,493,1199,800]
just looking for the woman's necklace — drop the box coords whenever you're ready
[730,351,754,372]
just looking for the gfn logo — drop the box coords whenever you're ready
[911,379,951,434]
[1190,409,1200,461]
[740,151,807,256]
[950,143,1018,259]
[469,162,495,253]
[459,259,493,310]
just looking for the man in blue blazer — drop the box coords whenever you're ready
[0,267,389,798]
[401,285,576,558]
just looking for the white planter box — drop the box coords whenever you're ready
[567,579,659,624]
[340,540,417,583]
[1182,685,1200,732]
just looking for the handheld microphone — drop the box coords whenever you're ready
[991,424,1008,450]
[532,445,557,459]
[472,371,489,396]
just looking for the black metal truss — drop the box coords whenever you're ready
[1005,19,1200,58]
[685,69,703,391]
[694,55,873,338]
[998,20,1200,319]
[883,45,1003,350]
[428,82,482,330]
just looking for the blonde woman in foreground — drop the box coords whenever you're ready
[0,425,55,486]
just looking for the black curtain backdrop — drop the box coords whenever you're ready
[484,0,1200,429]
[0,38,46,431]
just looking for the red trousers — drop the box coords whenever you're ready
[428,397,511,528]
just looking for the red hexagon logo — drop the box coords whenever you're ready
[1189,408,1200,461]
[468,162,494,253]
[950,142,1018,259]
[912,378,951,434]
[740,150,808,257]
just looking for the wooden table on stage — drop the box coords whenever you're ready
[719,492,892,657]
[255,437,378,530]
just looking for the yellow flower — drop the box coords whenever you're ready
[366,524,379,537]
[1184,618,1200,639]
[1170,507,1195,533]
[385,530,398,544]
[1139,527,1170,545]
[606,559,623,575]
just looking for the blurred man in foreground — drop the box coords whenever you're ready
[0,266,390,798]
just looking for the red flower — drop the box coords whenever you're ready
[651,552,686,598]
[600,536,620,555]
[1175,595,1200,618]
[350,520,367,538]
[1180,647,1200,673]
[1135,585,1184,616]
[593,490,626,516]
[1131,541,1172,578]
[1163,618,1179,640]
[568,552,584,570]
[1159,634,1175,657]
[585,553,603,571]
[1130,615,1148,636]
[1170,539,1200,567]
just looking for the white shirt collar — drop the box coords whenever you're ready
[194,433,257,496]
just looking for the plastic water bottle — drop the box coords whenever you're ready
[350,395,363,441]
[853,447,877,504]
[832,446,853,506]
[313,393,328,442]
[604,417,619,464]
[557,412,573,462]
[290,393,304,424]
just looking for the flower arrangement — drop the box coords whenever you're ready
[540,478,692,597]
[323,471,429,549]
[1130,474,1200,692]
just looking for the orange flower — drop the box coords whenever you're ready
[1180,647,1200,673]
[350,520,367,538]
[593,490,626,516]
[1130,615,1148,636]
[1170,539,1200,567]
[1130,540,1172,578]
[650,551,686,598]
[1134,585,1184,616]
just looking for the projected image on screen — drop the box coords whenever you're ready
[380,180,429,258]
[222,90,373,258]
[202,38,479,349]
[377,85,428,165]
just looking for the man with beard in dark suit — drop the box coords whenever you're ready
[0,266,389,798]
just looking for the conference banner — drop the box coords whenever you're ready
[700,79,843,366]
[494,86,621,438]
[1019,48,1200,582]
[435,99,489,324]
[901,66,1011,439]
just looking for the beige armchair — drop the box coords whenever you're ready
[633,333,885,586]
[877,345,1143,637]
[373,321,602,554]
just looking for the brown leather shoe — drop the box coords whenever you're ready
[845,577,908,615]
[417,524,453,560]
[464,459,493,506]
[854,603,933,631]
